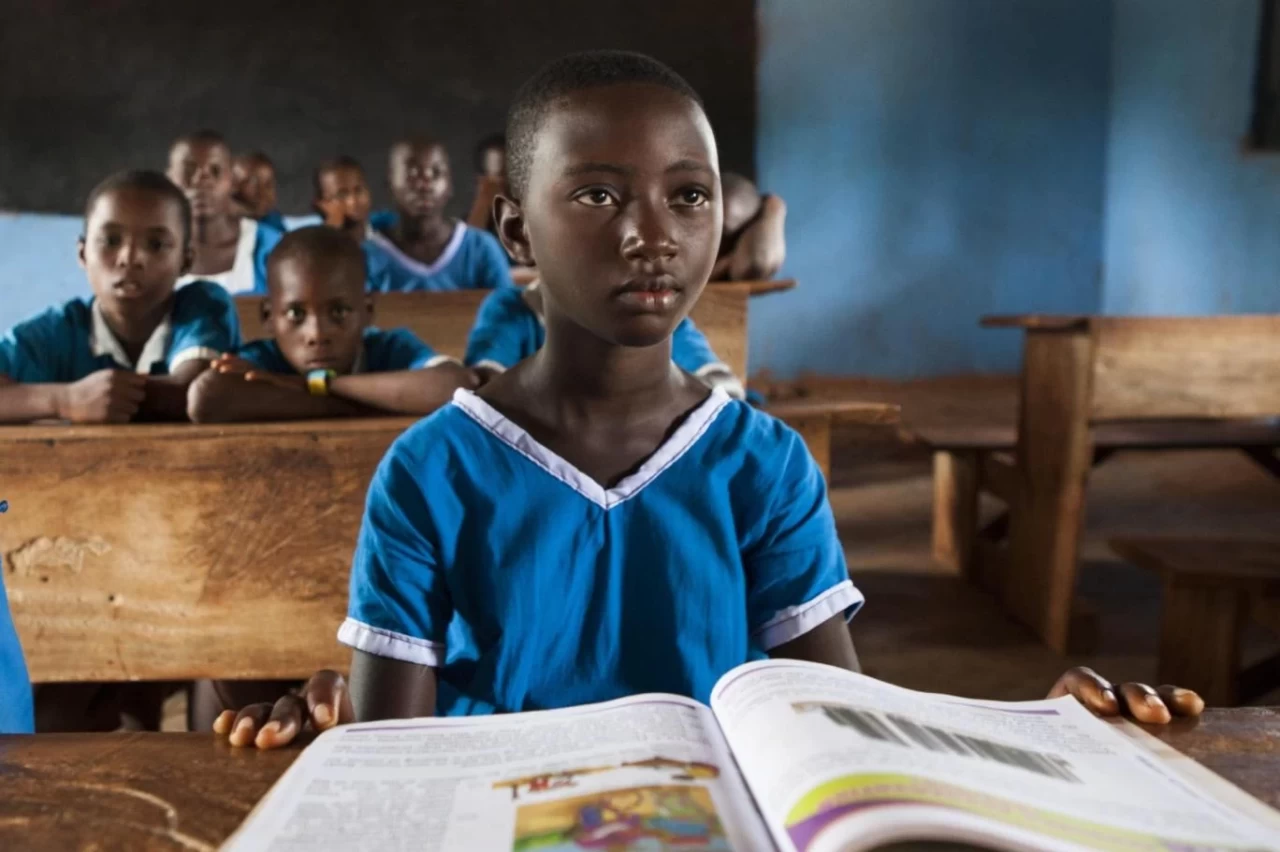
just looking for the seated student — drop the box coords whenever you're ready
[466,281,745,398]
[365,138,515,291]
[0,170,241,424]
[216,51,1201,748]
[187,225,476,423]
[167,130,283,294]
[232,151,286,231]
[711,171,787,281]
[311,155,398,290]
[465,133,507,233]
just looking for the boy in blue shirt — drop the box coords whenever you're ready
[187,226,476,423]
[232,151,287,232]
[218,51,1201,747]
[167,130,282,294]
[365,138,516,291]
[312,155,401,291]
[466,282,745,398]
[0,170,241,424]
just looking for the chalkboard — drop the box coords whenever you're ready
[0,0,756,214]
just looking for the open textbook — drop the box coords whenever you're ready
[224,659,1280,852]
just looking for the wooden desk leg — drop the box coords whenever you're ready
[932,450,978,578]
[1005,329,1095,653]
[1160,580,1244,707]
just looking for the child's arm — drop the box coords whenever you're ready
[186,369,370,423]
[769,614,861,672]
[329,362,478,415]
[0,370,146,424]
[213,653,437,748]
[725,193,787,281]
[136,361,212,422]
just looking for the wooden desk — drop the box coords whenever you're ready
[954,314,1280,652]
[2,708,1275,850]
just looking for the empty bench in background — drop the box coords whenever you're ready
[908,315,1280,654]
[1110,538,1280,707]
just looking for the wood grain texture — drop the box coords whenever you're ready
[979,314,1090,331]
[1,420,414,682]
[1005,329,1096,653]
[1090,316,1280,421]
[2,713,1277,849]
[236,284,752,380]
[931,450,978,576]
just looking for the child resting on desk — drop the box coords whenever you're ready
[167,129,282,294]
[311,155,403,292]
[232,150,286,232]
[466,281,745,398]
[365,137,516,291]
[215,50,1202,749]
[0,170,241,424]
[186,225,476,423]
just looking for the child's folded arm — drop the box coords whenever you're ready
[0,375,65,423]
[186,369,370,423]
[137,360,212,422]
[0,370,147,424]
[329,362,478,415]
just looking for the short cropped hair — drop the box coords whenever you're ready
[505,50,702,199]
[266,225,366,293]
[312,155,365,198]
[83,170,193,248]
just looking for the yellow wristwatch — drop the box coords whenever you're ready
[306,368,337,396]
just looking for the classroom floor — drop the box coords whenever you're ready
[161,375,1280,729]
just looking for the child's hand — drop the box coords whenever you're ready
[57,369,147,423]
[214,670,354,749]
[316,197,347,230]
[1047,667,1204,724]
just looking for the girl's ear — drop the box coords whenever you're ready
[494,195,535,267]
[77,237,87,270]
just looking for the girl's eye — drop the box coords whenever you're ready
[285,308,305,322]
[331,306,352,321]
[674,188,709,207]
[148,239,167,252]
[575,188,615,207]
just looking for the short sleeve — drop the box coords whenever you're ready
[0,306,79,383]
[338,438,453,666]
[464,288,539,372]
[369,328,442,371]
[251,223,285,295]
[470,229,516,290]
[234,339,293,373]
[742,421,863,650]
[167,280,242,370]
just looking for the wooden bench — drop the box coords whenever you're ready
[915,315,1280,653]
[233,285,898,480]
[1110,539,1280,707]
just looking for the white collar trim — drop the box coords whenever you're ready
[451,385,733,510]
[90,300,172,374]
[369,220,467,278]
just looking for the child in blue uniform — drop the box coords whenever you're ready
[217,51,1202,748]
[187,226,476,423]
[167,130,282,294]
[466,283,745,398]
[232,151,286,232]
[0,577,33,733]
[365,138,515,291]
[0,170,241,423]
[312,156,400,291]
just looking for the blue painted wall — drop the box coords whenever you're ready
[752,0,1113,378]
[1102,0,1280,314]
[0,214,90,330]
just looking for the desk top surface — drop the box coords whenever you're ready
[1,708,1276,850]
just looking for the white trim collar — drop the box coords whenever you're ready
[451,385,733,510]
[368,220,467,278]
[90,300,172,374]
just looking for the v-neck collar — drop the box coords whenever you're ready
[452,386,733,510]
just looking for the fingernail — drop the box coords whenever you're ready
[314,703,333,727]
[1146,694,1164,707]
[234,717,254,735]
[260,721,280,737]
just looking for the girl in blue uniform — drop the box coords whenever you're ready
[216,51,1202,748]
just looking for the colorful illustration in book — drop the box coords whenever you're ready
[512,784,731,851]
[494,766,615,801]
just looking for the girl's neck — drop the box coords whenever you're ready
[192,213,239,246]
[101,298,172,363]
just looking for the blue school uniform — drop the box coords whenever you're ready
[0,577,33,734]
[258,210,287,232]
[0,280,241,382]
[463,285,742,395]
[340,387,862,714]
[235,327,446,374]
[176,220,282,295]
[365,215,514,291]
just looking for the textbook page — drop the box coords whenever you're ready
[710,660,1280,852]
[223,693,774,852]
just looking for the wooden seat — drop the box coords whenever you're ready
[1110,538,1280,706]
[907,314,1280,653]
